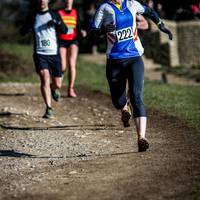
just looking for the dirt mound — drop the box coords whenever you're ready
[0,51,34,77]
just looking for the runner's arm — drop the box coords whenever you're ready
[90,4,113,36]
[134,0,173,40]
[49,11,68,34]
[136,15,149,30]
[76,11,87,38]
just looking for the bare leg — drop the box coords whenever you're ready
[134,117,147,141]
[121,103,128,112]
[60,47,67,81]
[51,77,62,90]
[39,69,51,108]
[67,44,78,97]
[134,117,149,152]
[60,47,67,72]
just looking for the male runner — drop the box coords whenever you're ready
[20,0,68,118]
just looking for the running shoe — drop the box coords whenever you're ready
[138,138,149,152]
[43,107,53,119]
[121,105,132,127]
[51,88,61,102]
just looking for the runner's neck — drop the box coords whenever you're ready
[38,9,49,14]
[111,0,122,10]
[65,4,73,11]
[65,8,72,13]
[41,7,49,12]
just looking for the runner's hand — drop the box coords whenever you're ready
[105,23,116,33]
[158,22,173,40]
[47,19,58,27]
[81,30,87,38]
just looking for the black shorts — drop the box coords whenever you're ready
[59,39,79,48]
[33,53,62,77]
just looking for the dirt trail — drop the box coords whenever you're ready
[0,83,199,200]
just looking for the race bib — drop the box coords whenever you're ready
[116,27,133,42]
[40,39,51,47]
[67,26,74,35]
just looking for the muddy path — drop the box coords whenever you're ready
[0,83,199,200]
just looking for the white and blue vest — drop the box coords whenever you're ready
[92,0,145,59]
[34,11,58,55]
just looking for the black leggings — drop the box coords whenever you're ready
[106,56,146,118]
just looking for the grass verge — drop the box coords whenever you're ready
[0,43,38,83]
[77,58,200,130]
[144,81,200,130]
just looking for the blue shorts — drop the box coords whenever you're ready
[33,53,62,77]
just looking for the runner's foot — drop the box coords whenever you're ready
[51,85,60,102]
[68,87,77,98]
[138,138,149,152]
[42,107,53,119]
[121,104,131,127]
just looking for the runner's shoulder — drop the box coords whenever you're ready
[96,1,114,13]
[48,9,62,20]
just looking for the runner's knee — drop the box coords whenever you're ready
[39,71,50,85]
[55,81,62,89]
[130,94,146,118]
[112,97,127,110]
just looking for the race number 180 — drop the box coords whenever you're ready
[41,39,50,47]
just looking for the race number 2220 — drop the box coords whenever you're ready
[116,27,133,42]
